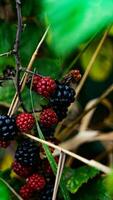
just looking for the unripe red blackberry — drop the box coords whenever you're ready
[26,173,46,191]
[0,140,10,148]
[40,108,58,128]
[15,139,39,167]
[0,115,17,141]
[19,185,32,200]
[16,113,35,133]
[12,161,32,178]
[33,76,57,98]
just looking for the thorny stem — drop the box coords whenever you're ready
[8,27,49,116]
[13,0,27,112]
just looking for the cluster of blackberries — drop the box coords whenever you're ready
[0,72,78,200]
[12,138,57,200]
[32,75,75,136]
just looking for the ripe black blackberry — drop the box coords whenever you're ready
[15,139,39,167]
[41,184,54,200]
[0,115,17,141]
[53,105,68,121]
[49,82,75,108]
[39,123,55,137]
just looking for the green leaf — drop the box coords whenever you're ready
[0,181,10,200]
[65,166,99,193]
[74,178,112,200]
[42,0,113,55]
[105,170,113,197]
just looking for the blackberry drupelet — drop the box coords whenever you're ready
[0,115,17,141]
[15,139,39,167]
[49,82,75,108]
[41,184,54,200]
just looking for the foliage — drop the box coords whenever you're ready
[73,178,112,200]
[42,0,113,56]
[64,166,99,193]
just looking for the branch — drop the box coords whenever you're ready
[0,51,13,57]
[8,27,49,116]
[13,0,27,112]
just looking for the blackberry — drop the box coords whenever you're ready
[40,108,58,128]
[49,82,75,108]
[26,173,46,191]
[41,184,54,200]
[0,115,17,141]
[39,123,55,137]
[16,113,35,133]
[32,76,56,98]
[15,139,39,167]
[12,161,32,178]
[53,105,68,121]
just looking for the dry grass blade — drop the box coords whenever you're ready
[23,133,111,174]
[76,28,109,97]
[52,152,66,200]
[58,84,113,140]
[0,177,23,200]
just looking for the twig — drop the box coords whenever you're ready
[23,133,111,174]
[76,29,109,97]
[8,27,49,116]
[0,177,23,200]
[0,51,13,57]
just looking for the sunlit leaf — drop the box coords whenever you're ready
[65,166,99,193]
[42,0,113,55]
[81,38,113,81]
